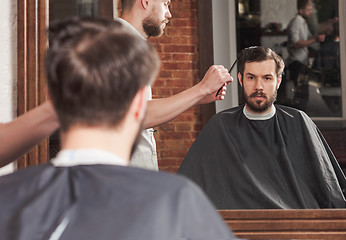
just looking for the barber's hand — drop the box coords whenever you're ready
[197,65,232,104]
[317,34,326,42]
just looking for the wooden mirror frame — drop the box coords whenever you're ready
[17,0,114,168]
[219,209,346,239]
[17,0,49,168]
[17,1,346,239]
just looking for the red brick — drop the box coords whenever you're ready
[171,19,193,27]
[165,79,192,88]
[175,122,192,131]
[160,149,188,158]
[174,113,195,122]
[157,71,172,79]
[179,27,197,36]
[159,53,173,61]
[158,159,178,166]
[162,45,195,53]
[172,54,190,61]
[159,123,175,131]
[165,27,179,36]
[158,131,191,140]
[163,62,194,70]
[171,70,194,79]
[158,166,179,174]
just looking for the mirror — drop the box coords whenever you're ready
[48,0,115,159]
[236,0,341,118]
[196,0,346,210]
[16,0,114,167]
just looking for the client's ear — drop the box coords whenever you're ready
[277,75,282,89]
[132,86,148,122]
[238,72,243,87]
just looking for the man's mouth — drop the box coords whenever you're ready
[250,92,266,99]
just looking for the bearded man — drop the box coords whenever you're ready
[178,46,346,209]
[119,0,232,171]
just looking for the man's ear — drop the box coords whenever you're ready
[140,0,150,10]
[277,75,282,89]
[238,72,243,87]
[132,86,148,121]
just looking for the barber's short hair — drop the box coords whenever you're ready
[121,0,136,11]
[297,0,310,10]
[46,17,160,131]
[238,46,285,78]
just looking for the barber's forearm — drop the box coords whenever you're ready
[294,37,317,48]
[143,84,205,128]
[0,102,59,167]
[143,65,231,128]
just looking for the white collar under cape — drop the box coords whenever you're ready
[243,105,276,120]
[51,149,127,167]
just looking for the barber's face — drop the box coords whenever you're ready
[143,0,172,37]
[301,4,313,19]
[239,60,281,114]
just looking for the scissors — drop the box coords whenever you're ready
[215,59,238,97]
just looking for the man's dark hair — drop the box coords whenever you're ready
[46,17,160,131]
[297,0,310,11]
[121,0,136,12]
[237,46,285,78]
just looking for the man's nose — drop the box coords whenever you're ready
[255,80,263,90]
[166,9,172,19]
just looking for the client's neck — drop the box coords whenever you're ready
[60,126,132,163]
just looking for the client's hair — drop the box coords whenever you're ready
[46,17,160,131]
[238,46,285,78]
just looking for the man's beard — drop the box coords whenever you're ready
[243,88,277,113]
[142,16,163,37]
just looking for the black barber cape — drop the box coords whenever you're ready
[0,163,236,239]
[178,105,346,209]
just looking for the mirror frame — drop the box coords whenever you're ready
[17,0,114,168]
[17,0,49,168]
[219,209,346,239]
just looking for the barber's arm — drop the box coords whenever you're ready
[0,101,59,167]
[293,34,325,48]
[143,65,232,128]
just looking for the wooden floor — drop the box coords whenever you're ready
[218,209,346,239]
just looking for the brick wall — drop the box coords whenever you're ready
[117,0,202,173]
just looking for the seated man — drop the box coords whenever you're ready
[178,46,346,209]
[0,17,236,239]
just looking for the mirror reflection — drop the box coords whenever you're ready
[236,0,341,117]
[49,0,99,21]
[178,0,345,210]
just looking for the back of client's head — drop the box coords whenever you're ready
[238,46,285,78]
[46,17,160,132]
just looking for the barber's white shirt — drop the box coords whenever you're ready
[287,14,312,65]
[117,18,159,171]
